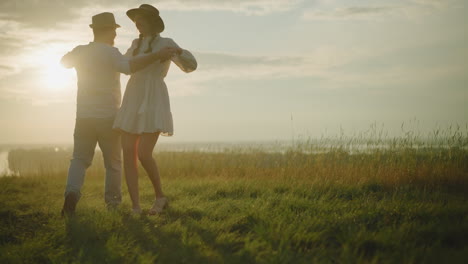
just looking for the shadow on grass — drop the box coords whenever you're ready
[64,217,117,263]
[62,206,255,263]
[123,207,256,264]
[0,209,50,245]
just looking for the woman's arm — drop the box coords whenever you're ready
[129,47,177,73]
[168,38,197,73]
[113,46,177,75]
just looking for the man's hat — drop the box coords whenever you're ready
[126,4,165,33]
[89,12,120,28]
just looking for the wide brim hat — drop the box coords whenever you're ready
[89,12,120,28]
[127,4,165,33]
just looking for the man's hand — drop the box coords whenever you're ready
[129,46,184,73]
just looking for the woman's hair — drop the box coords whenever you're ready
[132,16,160,56]
[132,34,158,56]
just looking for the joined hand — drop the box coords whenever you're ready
[158,47,182,62]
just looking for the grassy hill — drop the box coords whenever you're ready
[1,140,467,263]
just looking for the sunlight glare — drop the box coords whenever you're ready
[30,46,75,91]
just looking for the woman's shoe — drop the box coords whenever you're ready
[148,197,168,215]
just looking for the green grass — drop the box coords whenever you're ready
[1,140,468,263]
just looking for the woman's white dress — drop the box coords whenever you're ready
[113,34,197,136]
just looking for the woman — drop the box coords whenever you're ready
[113,4,197,215]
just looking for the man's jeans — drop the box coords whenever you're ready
[64,118,122,206]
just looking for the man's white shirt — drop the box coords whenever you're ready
[62,42,131,119]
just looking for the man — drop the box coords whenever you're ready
[61,12,177,216]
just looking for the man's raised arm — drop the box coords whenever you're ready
[61,49,77,69]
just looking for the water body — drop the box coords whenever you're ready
[0,151,16,176]
[0,140,462,178]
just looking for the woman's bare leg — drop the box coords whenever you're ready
[121,133,141,210]
[138,133,165,198]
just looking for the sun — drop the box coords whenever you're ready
[42,58,75,91]
[29,45,76,91]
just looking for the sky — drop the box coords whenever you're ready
[0,0,467,144]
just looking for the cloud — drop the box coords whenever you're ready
[0,36,22,55]
[342,6,395,15]
[198,52,302,70]
[302,6,399,21]
[157,0,303,15]
[167,52,309,96]
[0,36,23,78]
[0,0,86,28]
[166,38,468,97]
[0,65,15,77]
[166,48,363,96]
[411,0,446,8]
[302,0,461,21]
[0,0,303,29]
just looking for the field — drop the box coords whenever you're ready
[0,131,467,263]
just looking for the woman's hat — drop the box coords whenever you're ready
[89,12,120,28]
[127,4,165,33]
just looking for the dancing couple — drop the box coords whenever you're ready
[60,4,197,216]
